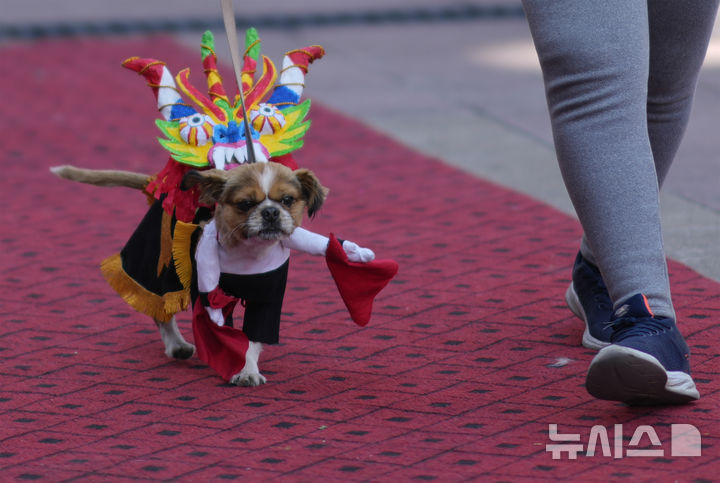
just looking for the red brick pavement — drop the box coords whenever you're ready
[1,35,719,481]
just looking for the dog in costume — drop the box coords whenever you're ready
[52,29,398,385]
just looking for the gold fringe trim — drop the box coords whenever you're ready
[163,290,191,318]
[100,253,189,323]
[172,221,200,290]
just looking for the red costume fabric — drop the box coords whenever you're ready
[191,234,398,382]
[192,287,248,381]
[326,234,399,327]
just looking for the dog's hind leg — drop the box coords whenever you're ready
[155,317,195,360]
[230,341,266,386]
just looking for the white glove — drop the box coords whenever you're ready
[342,240,375,263]
[206,307,225,326]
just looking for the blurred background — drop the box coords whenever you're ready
[3,0,719,282]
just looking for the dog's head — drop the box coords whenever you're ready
[182,162,327,247]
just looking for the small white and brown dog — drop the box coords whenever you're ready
[52,162,374,386]
[181,161,374,385]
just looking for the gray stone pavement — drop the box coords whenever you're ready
[4,0,719,282]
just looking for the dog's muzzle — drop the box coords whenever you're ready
[257,206,284,239]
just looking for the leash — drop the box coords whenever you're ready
[220,0,257,164]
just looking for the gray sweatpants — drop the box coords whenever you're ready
[522,0,718,318]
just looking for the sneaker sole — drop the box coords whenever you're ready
[565,283,611,350]
[586,345,700,405]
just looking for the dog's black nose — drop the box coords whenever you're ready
[261,207,280,222]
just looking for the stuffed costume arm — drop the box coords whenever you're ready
[284,227,375,262]
[196,220,220,292]
[195,223,375,326]
[284,228,398,327]
[195,220,226,326]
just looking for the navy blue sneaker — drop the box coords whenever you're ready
[586,294,699,405]
[565,252,613,349]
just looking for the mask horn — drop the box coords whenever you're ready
[200,31,229,105]
[241,27,261,96]
[123,56,194,121]
[266,45,325,108]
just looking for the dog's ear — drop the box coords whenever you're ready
[294,168,327,218]
[181,169,229,204]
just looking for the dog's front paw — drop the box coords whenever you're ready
[230,370,267,387]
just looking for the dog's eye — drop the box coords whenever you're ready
[236,200,257,212]
[280,195,295,207]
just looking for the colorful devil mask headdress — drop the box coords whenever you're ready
[124,29,324,171]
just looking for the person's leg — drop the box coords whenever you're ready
[573,1,718,340]
[522,0,672,316]
[523,0,717,402]
[580,0,719,267]
[646,0,719,186]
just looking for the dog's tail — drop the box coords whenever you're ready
[50,165,151,190]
